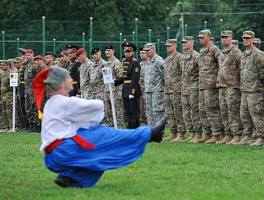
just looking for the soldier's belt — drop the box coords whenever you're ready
[124,80,132,83]
[72,81,78,85]
[20,81,25,84]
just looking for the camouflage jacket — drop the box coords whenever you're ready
[88,58,106,93]
[217,45,242,89]
[105,56,122,92]
[240,46,264,92]
[145,54,165,92]
[139,60,147,92]
[24,61,38,93]
[164,51,183,93]
[198,44,221,89]
[80,58,93,91]
[181,50,200,94]
[1,70,12,99]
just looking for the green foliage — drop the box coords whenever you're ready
[1,132,264,200]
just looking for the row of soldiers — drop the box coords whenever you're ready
[145,29,264,146]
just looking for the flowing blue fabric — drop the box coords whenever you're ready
[44,125,151,187]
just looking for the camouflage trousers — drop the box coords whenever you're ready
[164,92,186,134]
[25,92,39,124]
[199,89,223,136]
[2,92,13,128]
[219,88,243,136]
[0,100,3,128]
[240,92,264,137]
[145,91,165,127]
[16,95,23,128]
[104,91,124,128]
[181,90,202,134]
[140,92,147,125]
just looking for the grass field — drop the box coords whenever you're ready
[1,131,264,200]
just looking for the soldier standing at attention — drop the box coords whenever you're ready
[144,43,165,128]
[139,47,148,125]
[235,31,264,146]
[195,29,224,144]
[75,48,93,99]
[216,30,243,144]
[180,36,203,143]
[24,49,39,132]
[1,60,13,132]
[114,42,141,129]
[65,44,81,97]
[88,47,106,101]
[0,61,4,132]
[104,44,124,128]
[59,50,71,72]
[162,39,186,142]
[45,52,56,68]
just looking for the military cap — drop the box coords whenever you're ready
[91,47,100,55]
[19,48,26,55]
[181,36,194,43]
[122,42,137,51]
[0,60,4,65]
[45,52,57,58]
[25,49,33,53]
[165,39,178,46]
[221,30,233,37]
[139,47,144,51]
[56,58,62,62]
[198,29,211,38]
[211,37,215,42]
[105,44,114,50]
[65,44,79,51]
[34,55,43,60]
[3,60,11,65]
[253,38,261,44]
[76,48,85,56]
[242,31,255,38]
[14,57,21,63]
[8,59,14,63]
[59,50,68,57]
[143,43,155,51]
[232,39,239,45]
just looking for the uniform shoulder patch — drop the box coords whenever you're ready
[135,67,139,72]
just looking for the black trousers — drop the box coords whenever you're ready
[123,96,140,129]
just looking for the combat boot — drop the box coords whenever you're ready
[26,123,33,132]
[215,135,233,144]
[250,138,264,146]
[189,133,202,143]
[193,134,211,144]
[226,135,241,145]
[234,135,252,145]
[170,133,185,142]
[205,135,220,144]
[162,133,176,142]
[29,124,38,133]
[182,133,195,142]
[149,116,168,142]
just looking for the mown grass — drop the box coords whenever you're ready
[1,131,264,200]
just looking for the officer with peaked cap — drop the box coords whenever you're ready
[114,42,141,129]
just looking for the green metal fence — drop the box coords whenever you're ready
[0,17,245,61]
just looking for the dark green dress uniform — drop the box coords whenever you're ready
[65,44,81,97]
[115,42,141,129]
[18,65,28,130]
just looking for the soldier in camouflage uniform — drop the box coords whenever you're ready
[144,43,165,127]
[235,31,264,146]
[76,48,93,99]
[88,47,106,101]
[1,60,13,132]
[60,50,71,72]
[0,61,5,132]
[195,29,224,144]
[45,52,56,68]
[24,49,39,132]
[180,36,203,143]
[104,44,124,128]
[162,39,186,142]
[216,30,243,145]
[139,47,148,125]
